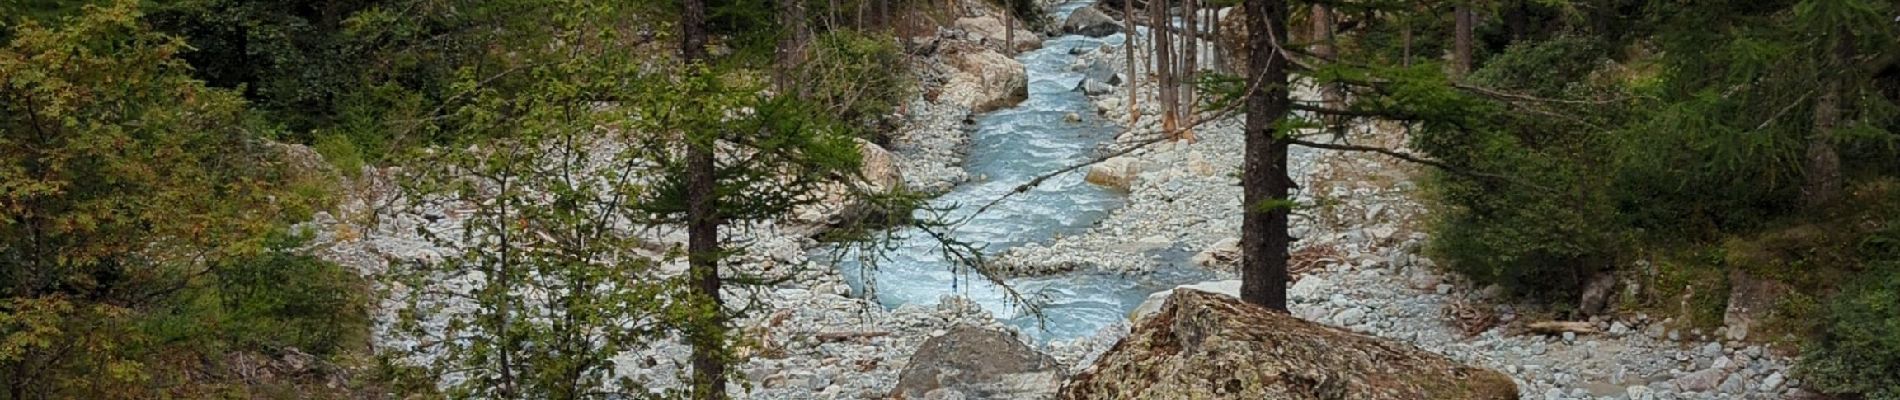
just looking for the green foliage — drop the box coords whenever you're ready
[208,230,369,355]
[1799,264,1900,399]
[0,2,367,397]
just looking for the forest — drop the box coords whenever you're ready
[2,0,1896,399]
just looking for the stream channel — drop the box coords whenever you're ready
[829,1,1214,343]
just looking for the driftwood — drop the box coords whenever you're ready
[1524,321,1599,335]
[816,331,891,342]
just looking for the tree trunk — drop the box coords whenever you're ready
[1207,5,1221,74]
[1452,4,1474,80]
[1310,4,1341,132]
[775,0,808,94]
[1153,0,1177,136]
[1240,0,1291,311]
[681,0,728,397]
[1181,0,1198,141]
[1125,0,1142,122]
[1402,12,1413,67]
[1804,31,1851,208]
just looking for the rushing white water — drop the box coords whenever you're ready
[830,2,1213,343]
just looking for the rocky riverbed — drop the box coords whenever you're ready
[310,0,1816,398]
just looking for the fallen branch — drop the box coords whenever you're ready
[1524,321,1599,335]
[815,331,892,342]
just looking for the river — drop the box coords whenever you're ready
[829,1,1213,343]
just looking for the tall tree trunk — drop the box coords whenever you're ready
[776,0,808,94]
[1207,5,1221,73]
[1310,4,1341,132]
[1153,0,1177,136]
[1240,0,1291,311]
[1401,12,1413,67]
[1804,31,1851,208]
[1452,3,1474,80]
[681,0,728,398]
[1125,0,1142,123]
[1181,0,1198,141]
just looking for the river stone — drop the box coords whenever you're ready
[790,139,904,230]
[955,15,1041,53]
[1075,79,1115,95]
[1062,289,1518,400]
[1062,5,1122,37]
[940,42,1028,113]
[1674,367,1727,392]
[891,327,1065,399]
[1084,156,1140,190]
[1190,238,1241,269]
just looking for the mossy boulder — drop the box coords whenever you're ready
[1061,289,1518,400]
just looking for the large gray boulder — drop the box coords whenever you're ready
[891,327,1065,399]
[790,139,904,230]
[1061,289,1519,400]
[1063,6,1123,38]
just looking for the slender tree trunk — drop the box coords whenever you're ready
[681,0,728,397]
[1804,31,1851,208]
[1240,0,1291,311]
[1207,5,1221,74]
[1125,0,1142,122]
[1402,12,1413,67]
[1310,4,1341,132]
[1153,0,1177,136]
[776,0,809,94]
[1452,3,1474,80]
[1181,0,1198,141]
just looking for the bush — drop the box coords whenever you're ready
[211,231,371,356]
[1418,37,1631,301]
[1799,264,1900,399]
[141,229,371,355]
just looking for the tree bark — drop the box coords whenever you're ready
[1804,30,1851,208]
[681,0,728,397]
[1240,0,1291,311]
[1452,3,1475,80]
